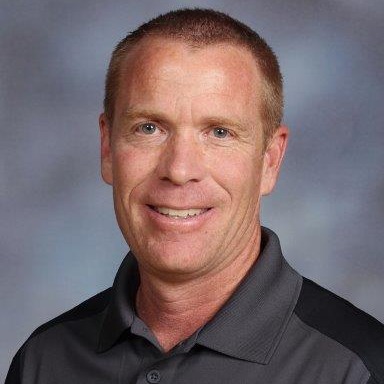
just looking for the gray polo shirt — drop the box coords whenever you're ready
[6,227,384,383]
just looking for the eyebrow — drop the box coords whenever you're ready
[122,108,249,132]
[122,108,169,123]
[201,116,248,132]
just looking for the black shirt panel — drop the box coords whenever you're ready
[295,277,384,383]
[367,376,379,384]
[22,313,123,384]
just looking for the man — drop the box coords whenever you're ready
[6,8,384,384]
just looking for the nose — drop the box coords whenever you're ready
[156,131,207,185]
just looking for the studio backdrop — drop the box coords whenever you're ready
[1,0,383,381]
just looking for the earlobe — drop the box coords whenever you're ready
[99,113,113,185]
[260,125,289,196]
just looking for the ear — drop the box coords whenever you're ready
[99,113,113,185]
[260,125,289,196]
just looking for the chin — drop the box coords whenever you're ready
[133,239,213,278]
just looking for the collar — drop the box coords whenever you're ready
[196,227,302,363]
[97,227,302,364]
[97,252,138,352]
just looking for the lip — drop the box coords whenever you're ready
[149,205,210,214]
[144,204,214,232]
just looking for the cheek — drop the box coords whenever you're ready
[209,150,263,199]
[112,146,158,189]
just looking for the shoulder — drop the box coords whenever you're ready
[28,287,112,340]
[5,288,112,384]
[294,277,384,383]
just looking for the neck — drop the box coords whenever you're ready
[135,229,261,352]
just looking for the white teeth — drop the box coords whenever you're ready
[153,207,207,218]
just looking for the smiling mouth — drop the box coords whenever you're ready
[149,206,210,219]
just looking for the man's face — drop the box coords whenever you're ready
[100,38,287,280]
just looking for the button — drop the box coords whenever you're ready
[146,370,161,383]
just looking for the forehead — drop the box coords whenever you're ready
[115,37,263,122]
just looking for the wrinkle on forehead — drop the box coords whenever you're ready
[120,38,261,94]
[115,37,263,131]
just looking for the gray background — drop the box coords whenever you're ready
[1,0,383,380]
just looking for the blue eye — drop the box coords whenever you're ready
[139,123,157,134]
[213,127,229,138]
